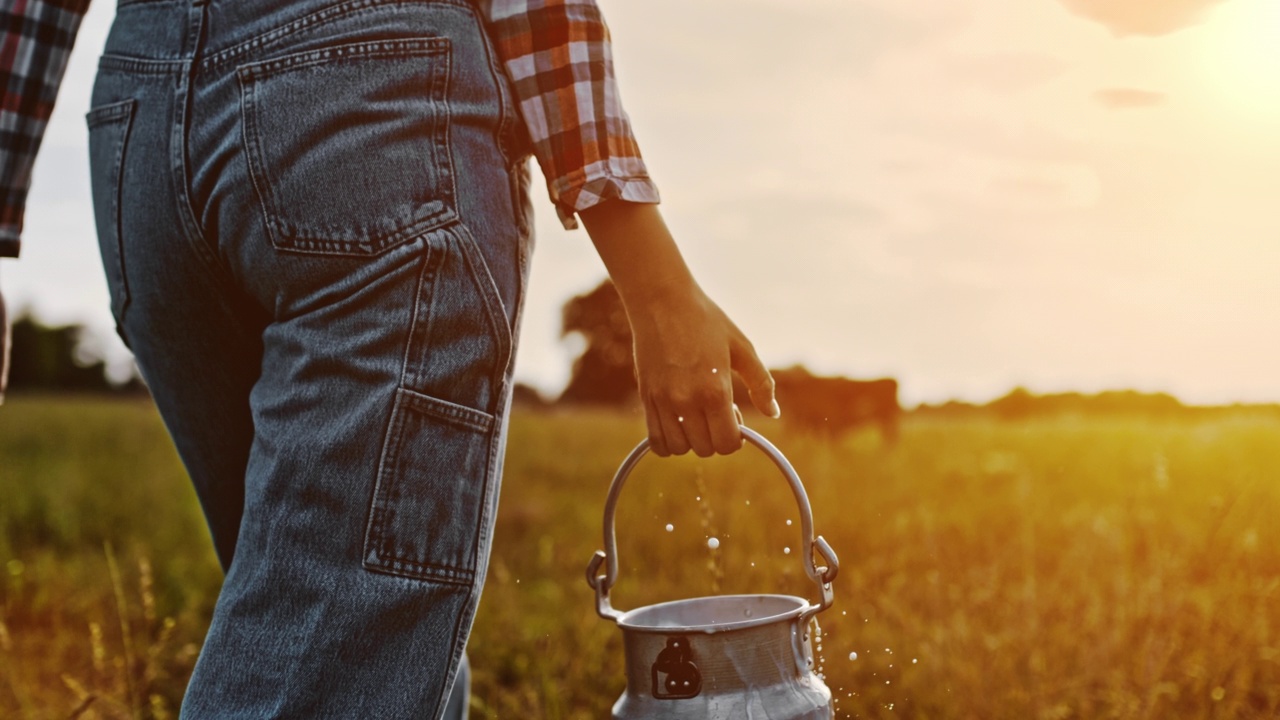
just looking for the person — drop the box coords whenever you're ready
[0,0,779,716]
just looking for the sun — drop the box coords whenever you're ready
[1199,0,1280,119]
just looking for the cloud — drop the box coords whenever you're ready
[1094,87,1168,109]
[1057,0,1229,36]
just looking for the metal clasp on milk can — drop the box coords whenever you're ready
[586,426,840,719]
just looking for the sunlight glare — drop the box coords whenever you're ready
[1202,0,1280,118]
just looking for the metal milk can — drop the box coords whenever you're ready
[586,426,840,719]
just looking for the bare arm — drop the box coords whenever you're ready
[579,200,778,457]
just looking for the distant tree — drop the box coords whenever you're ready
[511,382,550,409]
[912,400,980,417]
[8,314,116,392]
[558,279,637,405]
[986,386,1188,419]
[989,386,1036,420]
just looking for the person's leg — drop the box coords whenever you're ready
[443,654,471,720]
[87,26,258,574]
[90,2,531,717]
[176,223,519,718]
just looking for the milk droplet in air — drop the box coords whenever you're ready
[707,537,720,550]
[786,519,793,526]
[783,547,791,554]
[849,652,858,661]
[665,524,674,532]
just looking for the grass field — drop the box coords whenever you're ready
[3,395,1280,718]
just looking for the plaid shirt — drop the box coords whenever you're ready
[0,0,659,258]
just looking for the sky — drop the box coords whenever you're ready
[5,0,1280,406]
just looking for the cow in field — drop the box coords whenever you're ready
[739,367,900,443]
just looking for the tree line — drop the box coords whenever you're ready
[9,282,1278,420]
[5,313,142,393]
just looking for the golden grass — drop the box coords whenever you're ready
[3,396,1279,718]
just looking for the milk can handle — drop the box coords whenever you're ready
[586,426,839,622]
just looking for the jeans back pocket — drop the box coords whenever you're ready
[86,99,137,328]
[236,38,456,256]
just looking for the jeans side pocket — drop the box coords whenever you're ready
[363,387,496,584]
[86,99,136,333]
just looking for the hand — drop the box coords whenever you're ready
[628,284,777,457]
[578,200,778,457]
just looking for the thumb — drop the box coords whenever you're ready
[730,335,778,419]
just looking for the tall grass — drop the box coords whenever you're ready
[1,396,219,719]
[3,396,1279,718]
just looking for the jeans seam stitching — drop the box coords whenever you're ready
[446,224,513,411]
[170,7,228,284]
[200,0,474,72]
[399,389,495,433]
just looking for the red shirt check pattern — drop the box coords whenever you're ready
[0,0,658,258]
[0,0,89,257]
[480,0,659,228]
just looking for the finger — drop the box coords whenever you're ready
[730,335,779,418]
[706,399,744,455]
[643,395,669,457]
[658,409,692,456]
[681,409,717,458]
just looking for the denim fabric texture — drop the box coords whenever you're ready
[87,0,533,716]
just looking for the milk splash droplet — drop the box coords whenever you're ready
[665,524,674,532]
[783,547,791,554]
[786,519,793,526]
[849,652,858,661]
[707,537,720,550]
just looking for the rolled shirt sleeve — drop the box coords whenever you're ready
[0,0,91,258]
[479,0,660,229]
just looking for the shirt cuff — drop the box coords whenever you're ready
[551,174,661,230]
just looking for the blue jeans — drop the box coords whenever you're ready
[87,0,533,716]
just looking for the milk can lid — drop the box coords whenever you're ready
[616,593,809,634]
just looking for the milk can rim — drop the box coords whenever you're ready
[615,593,811,634]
